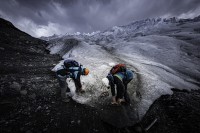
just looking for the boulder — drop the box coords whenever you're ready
[20,90,27,96]
[10,82,21,91]
[28,93,36,99]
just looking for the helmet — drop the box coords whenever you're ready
[84,68,89,75]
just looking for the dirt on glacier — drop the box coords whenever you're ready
[0,18,200,133]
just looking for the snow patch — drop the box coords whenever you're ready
[102,78,109,87]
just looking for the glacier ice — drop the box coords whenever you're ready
[48,17,200,119]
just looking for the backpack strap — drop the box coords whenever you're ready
[113,73,124,81]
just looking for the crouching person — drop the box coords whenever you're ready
[106,64,134,105]
[56,59,89,102]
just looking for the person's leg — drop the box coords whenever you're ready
[74,79,81,91]
[114,76,125,104]
[124,83,130,104]
[110,85,117,104]
[73,73,84,93]
[57,75,70,102]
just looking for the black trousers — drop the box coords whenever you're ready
[111,76,131,103]
[124,82,130,103]
[72,73,82,92]
[113,76,125,99]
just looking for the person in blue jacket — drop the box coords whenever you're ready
[107,67,134,105]
[56,59,89,102]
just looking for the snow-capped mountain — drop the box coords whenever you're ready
[40,34,63,41]
[46,16,200,124]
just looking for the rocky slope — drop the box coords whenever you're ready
[0,18,108,133]
[141,89,200,133]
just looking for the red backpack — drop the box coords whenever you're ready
[110,64,126,75]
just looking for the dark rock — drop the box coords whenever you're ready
[140,89,200,133]
[28,93,36,99]
[0,47,5,50]
[20,78,26,83]
[25,130,32,133]
[77,120,81,124]
[10,82,21,91]
[71,120,75,124]
[5,82,22,96]
[20,90,28,95]
[21,102,28,106]
[43,128,48,132]
[20,127,24,131]
[36,106,42,112]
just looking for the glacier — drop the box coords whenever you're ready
[46,16,200,126]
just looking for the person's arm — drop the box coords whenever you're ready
[110,78,117,104]
[67,67,80,79]
[80,66,88,76]
[66,72,72,78]
[110,84,115,96]
[107,74,115,96]
[56,68,69,78]
[69,66,84,76]
[124,82,128,90]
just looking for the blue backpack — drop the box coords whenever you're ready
[64,59,79,68]
[125,70,134,81]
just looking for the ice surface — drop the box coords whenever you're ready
[102,78,109,87]
[48,17,200,118]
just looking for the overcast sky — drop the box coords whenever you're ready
[0,0,200,37]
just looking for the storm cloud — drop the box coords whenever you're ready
[0,0,200,37]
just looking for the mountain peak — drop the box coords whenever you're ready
[0,18,16,29]
[194,15,200,21]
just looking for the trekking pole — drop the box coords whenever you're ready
[144,118,157,131]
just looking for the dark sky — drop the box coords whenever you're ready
[0,0,200,37]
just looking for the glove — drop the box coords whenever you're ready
[66,75,71,78]
[106,74,113,81]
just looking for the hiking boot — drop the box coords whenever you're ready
[76,89,85,94]
[117,98,125,105]
[80,89,85,93]
[111,101,118,105]
[111,96,118,105]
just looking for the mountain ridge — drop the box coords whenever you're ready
[40,15,200,40]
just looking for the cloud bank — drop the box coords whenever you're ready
[0,0,200,37]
